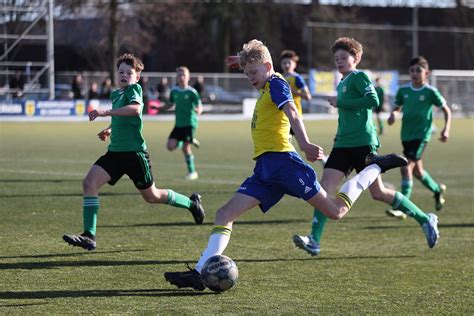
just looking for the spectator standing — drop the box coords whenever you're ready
[72,74,85,99]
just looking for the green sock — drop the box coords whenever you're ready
[177,141,183,149]
[83,196,99,236]
[185,154,195,173]
[401,178,413,198]
[310,209,328,244]
[378,118,384,134]
[418,171,441,193]
[391,192,429,225]
[166,189,192,209]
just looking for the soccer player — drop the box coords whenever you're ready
[292,38,440,257]
[374,76,385,135]
[164,39,408,291]
[386,56,451,215]
[280,50,312,130]
[164,66,203,180]
[63,54,205,251]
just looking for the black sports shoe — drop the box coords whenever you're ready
[63,232,96,251]
[192,138,201,148]
[164,268,205,291]
[365,153,408,173]
[189,193,205,224]
[434,184,447,211]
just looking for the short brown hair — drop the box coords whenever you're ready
[409,56,429,69]
[331,37,363,60]
[280,50,299,62]
[176,66,190,75]
[116,53,144,73]
[238,39,273,69]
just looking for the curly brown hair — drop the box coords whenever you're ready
[331,37,363,60]
[116,53,144,73]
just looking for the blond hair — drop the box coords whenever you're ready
[238,39,273,69]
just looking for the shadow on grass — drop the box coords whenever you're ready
[0,288,214,300]
[362,223,474,230]
[0,192,140,198]
[438,223,474,228]
[100,219,307,228]
[0,254,416,270]
[0,249,146,260]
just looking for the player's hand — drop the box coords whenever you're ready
[327,96,337,108]
[387,113,396,125]
[439,128,449,142]
[97,128,111,141]
[89,109,107,121]
[225,56,240,69]
[301,143,324,163]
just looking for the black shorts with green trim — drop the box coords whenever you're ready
[325,145,378,177]
[94,151,154,190]
[168,126,195,143]
[402,139,427,161]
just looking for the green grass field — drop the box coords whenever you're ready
[0,118,473,314]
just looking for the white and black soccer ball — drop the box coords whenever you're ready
[201,255,238,292]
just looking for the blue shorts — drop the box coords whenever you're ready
[237,152,321,213]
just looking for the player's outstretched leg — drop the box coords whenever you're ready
[164,266,205,291]
[63,232,96,251]
[189,193,205,224]
[422,213,440,248]
[365,153,408,172]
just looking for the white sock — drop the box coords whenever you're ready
[195,230,231,273]
[339,164,381,204]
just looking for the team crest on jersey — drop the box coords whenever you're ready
[404,94,408,99]
[419,95,425,101]
[342,86,347,93]
[185,95,190,100]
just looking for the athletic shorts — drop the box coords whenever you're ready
[237,152,321,213]
[94,151,154,190]
[402,139,427,161]
[168,126,195,143]
[325,145,377,177]
[373,105,383,114]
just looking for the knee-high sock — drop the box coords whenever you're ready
[337,164,381,208]
[418,171,441,193]
[185,154,195,173]
[401,178,413,198]
[311,209,328,244]
[166,189,192,209]
[83,196,99,236]
[391,191,429,225]
[195,226,232,273]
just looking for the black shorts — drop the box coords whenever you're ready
[325,145,377,177]
[168,126,195,143]
[94,151,154,190]
[373,105,383,114]
[402,140,427,161]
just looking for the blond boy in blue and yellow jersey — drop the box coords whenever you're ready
[164,39,408,291]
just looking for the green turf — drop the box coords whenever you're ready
[0,118,473,314]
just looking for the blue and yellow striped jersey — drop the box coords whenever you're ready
[284,72,307,116]
[251,73,295,159]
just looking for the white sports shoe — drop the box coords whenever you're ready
[386,209,407,219]
[185,172,199,180]
[422,213,440,248]
[293,235,320,256]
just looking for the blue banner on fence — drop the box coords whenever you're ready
[0,100,113,117]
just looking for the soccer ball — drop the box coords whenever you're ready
[201,255,238,292]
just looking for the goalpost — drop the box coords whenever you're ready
[431,70,474,114]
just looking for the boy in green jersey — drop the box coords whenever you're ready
[165,66,203,180]
[63,54,205,251]
[387,56,451,214]
[293,38,440,256]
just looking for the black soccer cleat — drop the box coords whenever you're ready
[365,153,408,173]
[434,184,447,211]
[189,193,205,225]
[164,268,205,291]
[63,232,96,251]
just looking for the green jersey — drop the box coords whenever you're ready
[334,70,380,148]
[170,86,202,128]
[395,83,446,142]
[375,86,384,111]
[108,83,146,152]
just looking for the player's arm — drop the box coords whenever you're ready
[89,102,141,121]
[439,104,451,142]
[387,105,402,125]
[292,76,312,101]
[282,101,324,163]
